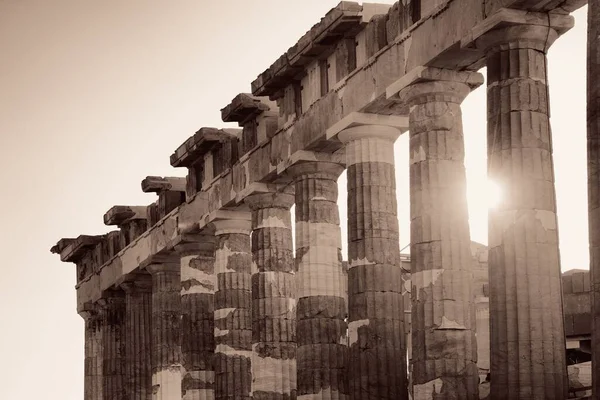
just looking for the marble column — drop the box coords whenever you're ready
[81,305,103,400]
[338,125,407,400]
[212,216,253,400]
[98,291,127,400]
[177,240,216,400]
[147,262,183,400]
[121,276,153,400]
[477,24,567,399]
[245,191,297,400]
[398,76,479,399]
[589,1,600,396]
[287,161,348,400]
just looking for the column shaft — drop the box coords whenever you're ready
[179,241,216,400]
[245,191,297,400]
[289,162,348,400]
[149,263,183,400]
[123,278,153,400]
[83,308,103,400]
[480,25,567,399]
[100,292,127,400]
[213,219,253,400]
[399,79,479,399]
[340,126,407,400]
[589,1,600,395]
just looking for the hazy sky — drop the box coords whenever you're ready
[0,1,589,398]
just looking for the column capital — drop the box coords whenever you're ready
[203,210,252,236]
[337,124,402,144]
[399,81,471,107]
[243,186,295,211]
[144,252,180,266]
[120,274,153,293]
[477,24,559,53]
[174,236,216,257]
[244,192,294,211]
[78,301,100,320]
[211,219,252,236]
[286,160,345,181]
[462,9,573,54]
[146,262,180,275]
[97,289,125,309]
[386,66,484,106]
[325,112,408,143]
[275,150,345,182]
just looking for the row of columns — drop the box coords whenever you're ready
[79,20,571,400]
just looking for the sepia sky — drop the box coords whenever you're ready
[0,1,589,398]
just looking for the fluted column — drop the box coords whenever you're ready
[477,24,567,399]
[98,291,127,400]
[147,262,183,400]
[212,216,253,400]
[397,75,480,399]
[245,190,297,400]
[177,239,216,400]
[338,125,407,400]
[589,1,600,396]
[81,305,103,400]
[287,161,348,400]
[121,276,153,400]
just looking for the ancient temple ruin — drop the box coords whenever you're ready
[51,0,597,399]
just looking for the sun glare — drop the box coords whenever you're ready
[486,180,502,210]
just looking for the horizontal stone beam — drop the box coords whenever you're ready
[103,205,148,226]
[141,176,186,193]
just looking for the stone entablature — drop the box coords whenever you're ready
[55,2,579,312]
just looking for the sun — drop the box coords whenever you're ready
[486,180,502,209]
